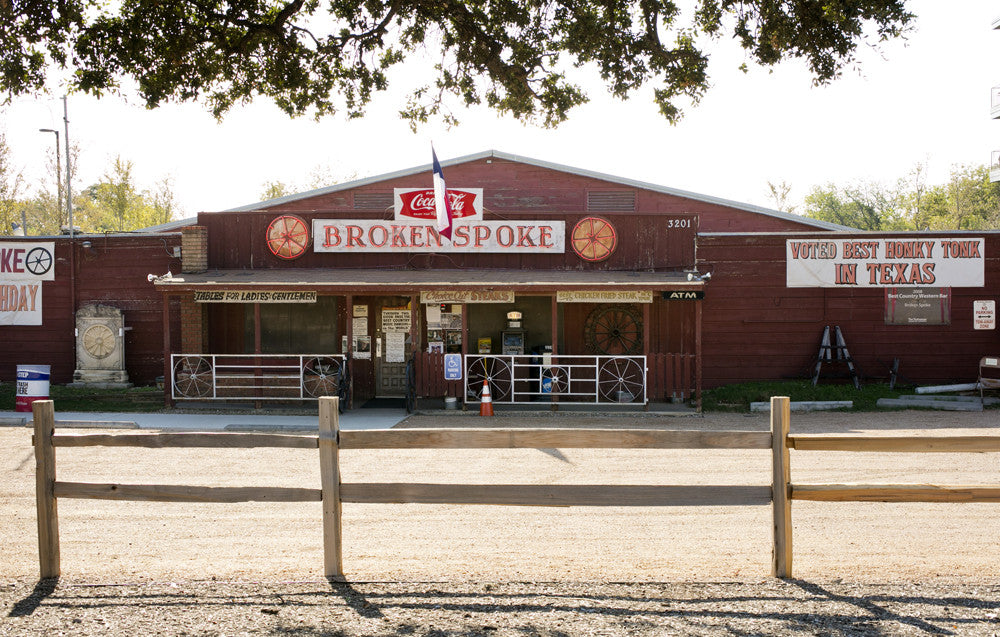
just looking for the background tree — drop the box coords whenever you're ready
[766,180,796,213]
[0,130,26,234]
[259,180,293,202]
[149,176,179,227]
[802,164,1000,231]
[803,180,911,231]
[919,165,1000,230]
[3,1,913,127]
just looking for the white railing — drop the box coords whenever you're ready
[171,354,347,401]
[463,354,647,405]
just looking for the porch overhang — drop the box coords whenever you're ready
[152,268,704,293]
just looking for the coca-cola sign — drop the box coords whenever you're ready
[394,188,483,221]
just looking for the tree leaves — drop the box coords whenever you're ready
[2,0,913,126]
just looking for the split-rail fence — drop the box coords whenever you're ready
[30,397,1000,580]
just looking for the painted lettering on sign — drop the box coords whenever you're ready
[395,188,483,221]
[787,238,985,288]
[0,283,42,325]
[314,220,565,254]
[193,290,318,303]
[421,291,515,304]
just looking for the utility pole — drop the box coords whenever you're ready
[63,96,73,238]
[38,128,62,227]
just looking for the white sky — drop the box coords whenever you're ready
[1,0,997,218]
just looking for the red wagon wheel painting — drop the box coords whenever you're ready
[584,304,643,355]
[571,216,617,262]
[266,215,310,260]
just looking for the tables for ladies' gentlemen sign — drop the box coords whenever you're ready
[193,290,317,303]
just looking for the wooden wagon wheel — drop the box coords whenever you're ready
[266,215,310,260]
[584,304,643,355]
[571,216,617,262]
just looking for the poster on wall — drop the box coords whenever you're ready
[385,332,406,362]
[381,309,411,332]
[787,238,984,288]
[0,241,55,326]
[884,288,951,325]
[354,335,372,359]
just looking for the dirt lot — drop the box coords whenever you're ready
[2,409,998,635]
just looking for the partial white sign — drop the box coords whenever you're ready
[0,242,53,325]
[0,242,55,281]
[0,282,43,325]
[787,238,985,288]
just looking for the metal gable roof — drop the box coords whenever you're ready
[223,149,854,232]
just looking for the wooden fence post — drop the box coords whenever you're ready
[33,400,60,579]
[770,395,792,578]
[318,396,343,579]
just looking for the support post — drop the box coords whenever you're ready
[770,395,792,578]
[163,294,173,408]
[33,400,60,579]
[318,396,343,578]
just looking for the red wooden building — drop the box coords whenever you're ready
[4,150,997,409]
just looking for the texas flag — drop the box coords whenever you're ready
[431,147,453,240]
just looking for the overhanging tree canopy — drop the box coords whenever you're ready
[2,0,913,127]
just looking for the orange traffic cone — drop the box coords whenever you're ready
[479,379,494,416]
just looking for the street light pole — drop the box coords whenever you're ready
[63,96,73,238]
[38,128,62,228]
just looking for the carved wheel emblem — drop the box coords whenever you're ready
[571,217,617,262]
[82,324,116,359]
[266,215,310,260]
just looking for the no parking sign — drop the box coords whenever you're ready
[444,354,462,380]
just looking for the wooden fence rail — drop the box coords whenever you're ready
[30,396,1000,581]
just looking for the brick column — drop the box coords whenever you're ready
[181,226,208,273]
[180,294,205,354]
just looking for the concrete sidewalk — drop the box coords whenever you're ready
[0,407,409,431]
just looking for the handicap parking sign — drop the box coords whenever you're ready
[444,353,462,380]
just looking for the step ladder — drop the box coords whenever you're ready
[811,325,860,389]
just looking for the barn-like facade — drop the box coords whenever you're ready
[3,150,996,410]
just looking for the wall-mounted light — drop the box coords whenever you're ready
[687,271,712,282]
[81,240,92,250]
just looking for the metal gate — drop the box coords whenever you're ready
[171,354,348,402]
[462,354,647,405]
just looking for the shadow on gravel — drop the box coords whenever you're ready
[4,579,998,634]
[7,577,58,617]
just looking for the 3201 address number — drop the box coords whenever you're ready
[667,219,692,229]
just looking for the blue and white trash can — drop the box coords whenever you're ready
[15,365,51,412]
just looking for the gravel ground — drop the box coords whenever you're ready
[2,409,999,635]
